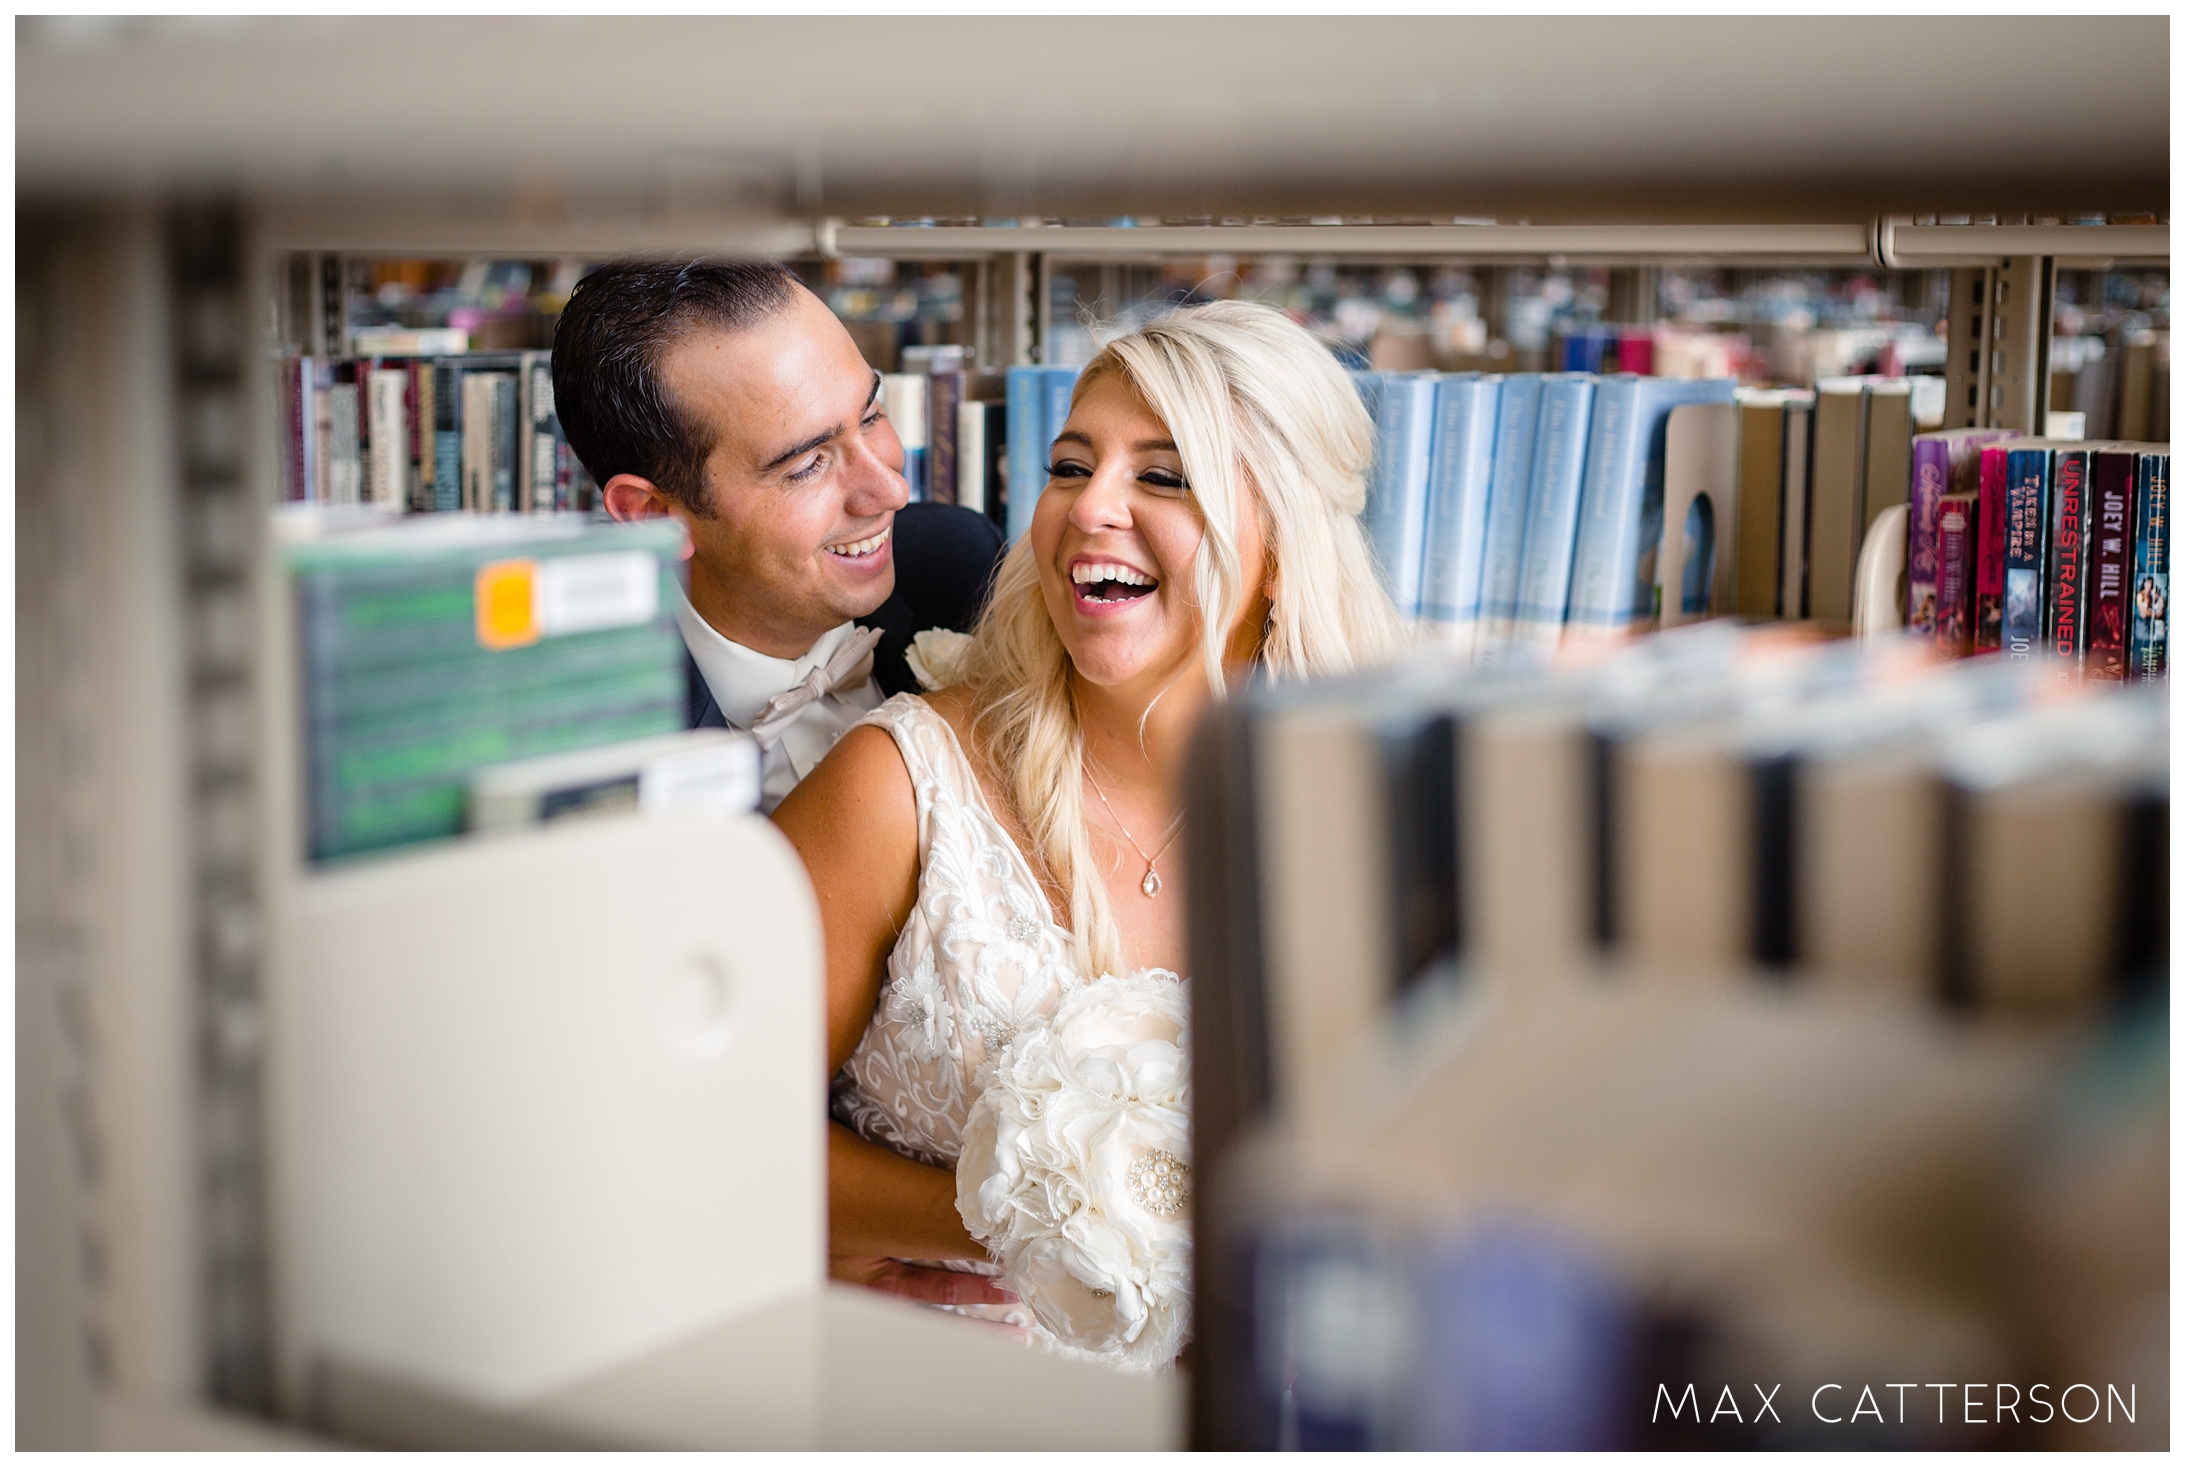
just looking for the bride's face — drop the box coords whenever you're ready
[1029,369,1267,697]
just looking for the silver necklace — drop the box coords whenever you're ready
[1085,770,1185,897]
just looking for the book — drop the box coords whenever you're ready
[882,372,929,501]
[1563,375,1738,642]
[1418,373,1501,654]
[431,355,464,512]
[2044,443,2093,677]
[1778,395,1814,619]
[1973,443,2011,654]
[925,369,963,507]
[1933,491,1977,658]
[2083,449,2138,681]
[406,360,434,513]
[1804,379,1868,624]
[2002,442,2055,661]
[958,397,1005,523]
[1860,381,1914,545]
[1042,366,1078,509]
[327,363,362,505]
[1474,374,1544,654]
[281,355,316,503]
[2129,448,2168,679]
[1003,365,1044,543]
[1509,374,1597,652]
[1907,429,2013,636]
[366,363,408,509]
[1731,390,1793,620]
[1362,372,1440,618]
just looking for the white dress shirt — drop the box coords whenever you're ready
[675,596,883,813]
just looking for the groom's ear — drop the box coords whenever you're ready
[602,472,680,524]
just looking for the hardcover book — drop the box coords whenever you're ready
[1475,374,1544,653]
[1362,372,1440,618]
[2044,444,2092,677]
[1907,429,2013,636]
[1419,374,1501,655]
[2129,448,2168,679]
[2001,443,2055,661]
[1973,443,2011,655]
[1509,375,1597,651]
[2083,449,2138,681]
[1933,491,1977,658]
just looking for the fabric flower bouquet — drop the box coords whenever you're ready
[954,972,1193,1371]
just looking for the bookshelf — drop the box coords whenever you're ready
[17,12,2169,1452]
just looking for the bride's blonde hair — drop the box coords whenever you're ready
[954,299,1411,978]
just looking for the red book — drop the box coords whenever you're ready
[1972,443,2010,655]
[2084,448,2138,681]
[1934,491,1977,658]
[2045,446,2091,678]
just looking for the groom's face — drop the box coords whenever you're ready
[658,285,910,657]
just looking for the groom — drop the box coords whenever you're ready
[552,259,1003,814]
[554,260,1011,1309]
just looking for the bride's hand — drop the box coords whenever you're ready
[829,1254,1019,1309]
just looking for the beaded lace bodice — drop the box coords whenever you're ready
[830,694,1089,1169]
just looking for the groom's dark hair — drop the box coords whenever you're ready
[552,258,802,515]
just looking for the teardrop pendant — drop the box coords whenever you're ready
[1141,867,1162,897]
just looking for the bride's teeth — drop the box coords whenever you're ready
[1071,563,1154,586]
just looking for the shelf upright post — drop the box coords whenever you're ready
[1989,255,2056,433]
[994,251,1036,368]
[1942,267,1995,430]
[1032,251,1052,366]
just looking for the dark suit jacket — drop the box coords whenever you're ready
[688,501,1007,729]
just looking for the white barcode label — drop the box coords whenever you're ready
[535,551,659,636]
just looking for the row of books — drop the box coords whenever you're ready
[1910,435,2169,679]
[279,351,600,515]
[1185,628,2166,1447]
[282,513,688,862]
[1352,370,1739,658]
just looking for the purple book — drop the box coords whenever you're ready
[1907,428,2012,636]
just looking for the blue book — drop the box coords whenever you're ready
[2002,444,2053,661]
[1003,365,1046,543]
[1419,374,1502,654]
[2129,449,2168,679]
[1510,375,1598,652]
[1564,375,1739,641]
[1362,372,1440,616]
[1475,374,1546,652]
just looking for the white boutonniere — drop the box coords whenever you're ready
[905,627,975,692]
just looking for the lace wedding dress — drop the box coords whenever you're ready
[829,692,1178,1341]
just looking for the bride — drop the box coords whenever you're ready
[772,299,1409,1359]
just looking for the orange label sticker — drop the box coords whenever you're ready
[474,558,540,650]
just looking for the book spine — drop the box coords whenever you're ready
[1562,377,1647,634]
[1934,491,1977,658]
[2083,450,2137,681]
[1905,434,1952,634]
[367,364,407,508]
[2129,450,2169,679]
[2045,446,2090,677]
[494,374,518,512]
[282,356,307,502]
[1041,366,1078,514]
[405,361,428,512]
[926,370,962,506]
[1003,366,1044,543]
[433,360,462,513]
[1475,375,1544,650]
[1364,373,1439,617]
[1510,376,1597,648]
[883,372,928,502]
[2002,446,2050,661]
[981,402,1008,533]
[1973,444,2009,655]
[528,358,558,514]
[1419,375,1501,655]
[461,373,484,512]
[956,397,987,515]
[328,369,360,505]
[1778,402,1811,618]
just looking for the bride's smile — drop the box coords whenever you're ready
[1031,369,1268,697]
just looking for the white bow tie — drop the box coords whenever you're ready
[744,626,884,750]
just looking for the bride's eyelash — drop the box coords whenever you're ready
[1047,459,1091,479]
